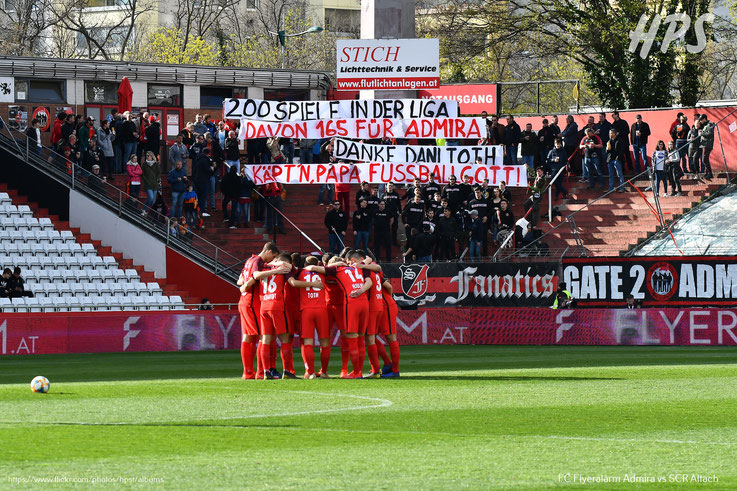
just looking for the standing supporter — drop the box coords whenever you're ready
[180,123,195,147]
[537,119,555,171]
[605,130,626,193]
[221,165,241,228]
[135,111,149,164]
[192,114,208,136]
[652,140,668,197]
[25,119,42,157]
[126,154,142,201]
[424,173,441,201]
[468,210,484,260]
[298,138,316,164]
[235,167,254,227]
[236,242,281,379]
[504,115,521,165]
[494,200,515,246]
[113,112,125,173]
[97,120,115,180]
[60,114,75,143]
[489,114,505,145]
[51,112,65,151]
[428,192,444,220]
[547,139,569,198]
[281,137,295,164]
[630,114,651,173]
[263,181,284,234]
[77,117,95,158]
[401,177,422,203]
[468,187,490,255]
[458,174,474,207]
[141,151,161,214]
[526,167,547,226]
[169,134,189,175]
[670,114,691,176]
[594,113,612,165]
[167,160,187,218]
[561,115,579,173]
[687,121,702,178]
[442,175,462,211]
[204,132,223,212]
[520,123,537,172]
[611,111,633,172]
[216,121,228,148]
[224,131,241,173]
[325,201,348,253]
[83,137,103,173]
[365,187,380,217]
[87,164,105,194]
[193,148,214,217]
[145,116,161,159]
[183,184,198,228]
[317,139,335,205]
[355,181,371,209]
[402,195,425,239]
[335,180,351,214]
[580,127,603,189]
[435,207,458,260]
[373,200,392,262]
[403,223,436,262]
[266,136,285,163]
[352,199,371,250]
[666,141,683,196]
[382,182,401,245]
[120,112,138,167]
[499,181,512,203]
[699,115,715,179]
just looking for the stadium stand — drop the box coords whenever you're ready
[0,185,188,312]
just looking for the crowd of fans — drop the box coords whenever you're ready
[21,107,717,262]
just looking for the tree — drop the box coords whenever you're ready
[128,27,219,65]
[0,0,59,56]
[49,0,155,60]
[170,0,240,48]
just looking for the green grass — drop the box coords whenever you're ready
[2,346,737,489]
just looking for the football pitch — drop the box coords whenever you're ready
[2,346,737,489]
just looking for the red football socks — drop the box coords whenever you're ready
[301,344,315,375]
[320,346,331,373]
[376,341,391,366]
[241,341,255,376]
[257,342,269,377]
[347,337,360,375]
[281,341,295,374]
[270,339,277,370]
[340,336,350,373]
[389,340,400,373]
[367,343,380,373]
[357,336,366,374]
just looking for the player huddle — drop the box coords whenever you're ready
[237,242,400,380]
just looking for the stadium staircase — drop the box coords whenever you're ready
[0,183,196,311]
[539,173,730,256]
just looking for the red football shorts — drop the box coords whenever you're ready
[345,302,369,334]
[327,304,345,332]
[301,308,329,340]
[379,303,398,336]
[286,308,300,336]
[260,309,287,336]
[239,299,260,336]
[367,310,382,336]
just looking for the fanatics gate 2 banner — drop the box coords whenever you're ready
[382,262,560,307]
[4,309,737,355]
[562,256,737,307]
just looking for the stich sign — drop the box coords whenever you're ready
[336,38,439,91]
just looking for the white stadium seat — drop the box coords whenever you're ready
[103,256,117,268]
[87,270,102,284]
[0,297,11,311]
[17,205,32,217]
[147,282,163,295]
[12,297,27,312]
[81,243,96,256]
[67,297,82,312]
[38,218,52,229]
[38,297,54,312]
[25,297,41,312]
[52,297,68,311]
[124,269,139,281]
[170,295,185,310]
[83,283,98,296]
[60,230,74,242]
[1,217,14,230]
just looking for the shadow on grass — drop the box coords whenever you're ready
[395,375,624,381]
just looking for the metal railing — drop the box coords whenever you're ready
[0,117,245,284]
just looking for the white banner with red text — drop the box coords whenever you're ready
[244,162,527,187]
[237,118,484,141]
[333,138,503,165]
[223,98,457,121]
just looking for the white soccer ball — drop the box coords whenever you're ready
[30,376,50,393]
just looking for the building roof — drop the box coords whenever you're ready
[0,56,332,90]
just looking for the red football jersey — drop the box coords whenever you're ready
[284,266,300,313]
[259,266,292,311]
[333,266,369,305]
[298,269,326,310]
[239,255,265,305]
[382,279,397,310]
[368,271,384,312]
[323,277,344,307]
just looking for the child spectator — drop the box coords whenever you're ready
[126,154,143,200]
[652,140,668,198]
[666,141,683,196]
[183,184,199,229]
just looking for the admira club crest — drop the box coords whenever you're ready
[400,264,429,299]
